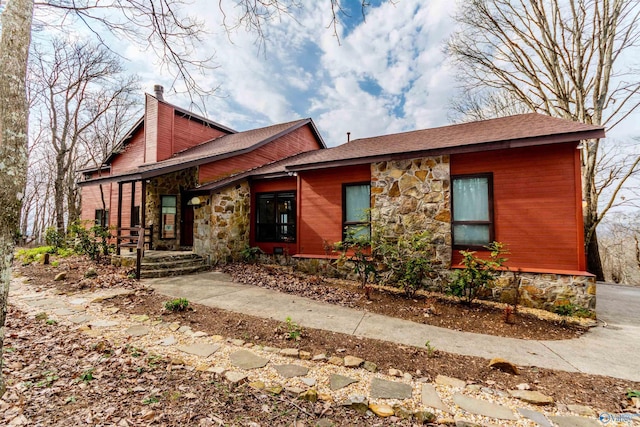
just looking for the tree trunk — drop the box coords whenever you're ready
[586,229,605,281]
[54,152,66,234]
[0,0,35,397]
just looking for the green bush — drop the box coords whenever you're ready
[448,242,508,305]
[240,245,263,263]
[335,225,376,290]
[553,303,595,319]
[164,298,189,312]
[45,227,65,249]
[68,220,113,261]
[374,230,436,297]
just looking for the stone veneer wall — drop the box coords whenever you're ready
[192,181,250,264]
[145,168,197,250]
[371,156,452,267]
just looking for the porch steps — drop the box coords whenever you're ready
[113,251,209,279]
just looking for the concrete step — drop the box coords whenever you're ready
[140,258,206,271]
[140,264,209,279]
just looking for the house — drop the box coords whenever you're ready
[79,87,605,311]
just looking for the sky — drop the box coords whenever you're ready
[31,0,639,149]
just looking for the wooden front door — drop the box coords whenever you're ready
[180,197,194,247]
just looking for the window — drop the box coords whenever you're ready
[343,183,371,239]
[132,206,140,227]
[94,209,109,227]
[452,174,493,248]
[160,196,177,239]
[256,192,296,242]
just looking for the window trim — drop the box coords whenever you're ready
[160,195,177,240]
[342,182,371,240]
[451,173,494,250]
[255,191,297,243]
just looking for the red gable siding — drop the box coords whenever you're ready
[198,124,321,184]
[144,95,158,164]
[450,142,586,272]
[298,164,371,255]
[111,129,145,174]
[80,183,112,224]
[173,114,228,155]
[156,102,174,162]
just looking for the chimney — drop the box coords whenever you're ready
[153,84,164,101]
[347,132,351,143]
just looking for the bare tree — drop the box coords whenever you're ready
[29,38,138,234]
[0,0,34,397]
[446,0,640,279]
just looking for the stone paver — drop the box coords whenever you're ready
[518,408,553,427]
[125,325,150,337]
[229,350,269,370]
[509,390,554,405]
[53,308,78,316]
[370,378,412,400]
[176,343,221,358]
[224,371,248,384]
[343,356,363,367]
[453,393,517,420]
[435,374,466,389]
[330,374,358,391]
[68,314,92,324]
[158,336,177,346]
[273,364,309,378]
[421,383,450,413]
[549,415,601,427]
[89,320,118,328]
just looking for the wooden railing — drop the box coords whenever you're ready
[116,225,153,256]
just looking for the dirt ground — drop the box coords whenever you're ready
[9,255,640,415]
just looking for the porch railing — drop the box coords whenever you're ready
[116,225,153,255]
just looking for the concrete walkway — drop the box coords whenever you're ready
[144,272,640,382]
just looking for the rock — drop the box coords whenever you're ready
[370,378,412,400]
[369,403,394,417]
[208,366,226,375]
[343,356,363,368]
[315,419,333,427]
[224,371,248,384]
[84,268,98,278]
[298,389,318,402]
[193,331,208,338]
[340,395,369,414]
[176,343,221,358]
[168,322,180,332]
[452,393,517,420]
[414,411,436,423]
[466,384,482,392]
[125,325,149,337]
[89,320,118,328]
[402,372,413,381]
[566,405,597,417]
[455,420,482,427]
[69,314,92,324]
[280,348,299,358]
[229,350,269,370]
[312,353,327,361]
[388,368,402,377]
[328,356,343,366]
[509,390,554,405]
[488,358,519,375]
[131,314,149,323]
[362,361,378,372]
[318,392,332,402]
[158,336,176,346]
[273,364,309,378]
[170,358,186,365]
[300,377,317,387]
[435,375,466,389]
[229,338,244,346]
[285,386,305,395]
[265,385,283,395]
[299,351,311,360]
[549,415,600,427]
[249,381,265,390]
[516,383,531,390]
[54,272,66,281]
[393,406,413,419]
[421,384,450,413]
[517,408,553,427]
[330,374,358,391]
[178,326,192,334]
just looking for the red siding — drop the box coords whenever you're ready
[173,114,228,154]
[298,165,371,255]
[80,183,112,224]
[198,124,321,184]
[450,142,586,271]
[110,129,145,174]
[156,102,174,161]
[250,177,298,254]
[144,94,158,163]
[107,182,143,228]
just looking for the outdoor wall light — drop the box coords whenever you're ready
[188,196,202,206]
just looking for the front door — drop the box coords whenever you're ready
[180,197,194,247]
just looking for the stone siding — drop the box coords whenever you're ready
[145,168,197,250]
[371,157,452,267]
[193,181,250,264]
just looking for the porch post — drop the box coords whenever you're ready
[141,179,149,249]
[130,180,136,227]
[116,182,123,255]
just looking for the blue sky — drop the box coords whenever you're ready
[32,0,639,148]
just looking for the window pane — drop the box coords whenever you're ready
[255,192,296,242]
[453,224,490,246]
[453,177,489,221]
[345,184,370,222]
[162,197,177,208]
[160,196,177,238]
[257,194,275,224]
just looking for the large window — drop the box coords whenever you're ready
[160,196,177,239]
[256,192,296,242]
[343,183,371,239]
[94,209,109,228]
[452,174,493,248]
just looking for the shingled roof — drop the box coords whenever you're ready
[80,118,322,185]
[286,113,605,171]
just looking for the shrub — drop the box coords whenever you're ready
[68,220,113,261]
[374,230,436,297]
[335,225,376,294]
[553,303,595,319]
[448,242,508,305]
[45,227,65,249]
[240,245,263,263]
[16,246,56,264]
[164,298,189,312]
